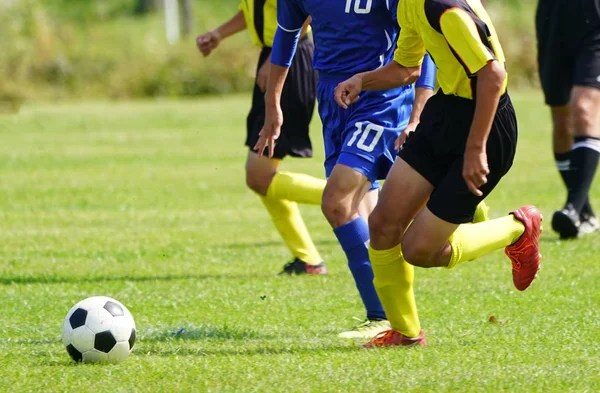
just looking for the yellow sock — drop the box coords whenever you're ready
[266,171,326,205]
[369,244,421,338]
[473,200,490,223]
[448,215,525,268]
[260,196,322,265]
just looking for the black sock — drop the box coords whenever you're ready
[567,136,600,214]
[554,151,572,190]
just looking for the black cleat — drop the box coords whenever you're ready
[278,258,328,275]
[552,204,580,239]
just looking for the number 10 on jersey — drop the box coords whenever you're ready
[347,122,384,153]
[345,0,372,14]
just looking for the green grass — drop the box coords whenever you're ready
[1,92,599,392]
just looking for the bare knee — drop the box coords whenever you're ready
[321,188,354,227]
[368,207,406,245]
[572,97,600,136]
[245,166,275,196]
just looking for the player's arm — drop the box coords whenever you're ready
[395,55,436,149]
[257,17,311,92]
[196,11,246,57]
[439,8,505,196]
[334,26,425,108]
[408,54,436,127]
[463,60,505,195]
[254,0,308,157]
[334,63,420,108]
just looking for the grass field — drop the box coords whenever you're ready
[1,92,599,392]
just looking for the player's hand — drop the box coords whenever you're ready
[196,30,221,57]
[256,61,270,93]
[395,122,419,150]
[463,147,489,196]
[255,105,283,158]
[334,75,362,109]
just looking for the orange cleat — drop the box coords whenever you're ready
[505,205,542,291]
[362,329,427,348]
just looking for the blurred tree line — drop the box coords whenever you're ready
[0,0,538,102]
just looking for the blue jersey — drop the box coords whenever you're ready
[271,0,436,185]
[277,0,399,76]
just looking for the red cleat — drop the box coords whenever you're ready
[505,205,542,291]
[362,329,427,348]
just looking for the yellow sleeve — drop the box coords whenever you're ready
[439,8,494,75]
[393,26,426,68]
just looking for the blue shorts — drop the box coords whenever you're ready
[317,73,415,186]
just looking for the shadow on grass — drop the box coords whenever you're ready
[142,324,268,342]
[219,238,339,250]
[0,272,272,286]
[135,325,359,358]
[136,341,358,358]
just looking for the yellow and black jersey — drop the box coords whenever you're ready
[394,0,507,100]
[239,0,277,48]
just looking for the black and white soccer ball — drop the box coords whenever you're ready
[62,296,136,363]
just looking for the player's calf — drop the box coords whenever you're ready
[400,208,460,268]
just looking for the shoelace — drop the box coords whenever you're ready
[349,317,370,330]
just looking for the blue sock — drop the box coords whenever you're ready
[334,217,386,321]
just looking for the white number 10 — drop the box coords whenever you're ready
[345,0,372,14]
[347,122,384,152]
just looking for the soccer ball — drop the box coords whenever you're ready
[62,296,136,363]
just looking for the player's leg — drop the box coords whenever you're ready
[365,94,540,348]
[402,95,539,275]
[244,43,325,274]
[561,85,600,235]
[265,36,326,208]
[364,158,432,347]
[245,152,325,273]
[358,184,378,218]
[566,0,600,235]
[322,164,391,336]
[535,0,587,238]
[318,84,413,337]
[550,105,575,198]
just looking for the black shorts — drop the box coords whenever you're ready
[398,93,518,224]
[536,0,600,106]
[245,37,317,159]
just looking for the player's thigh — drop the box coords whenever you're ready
[425,96,517,224]
[358,188,379,219]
